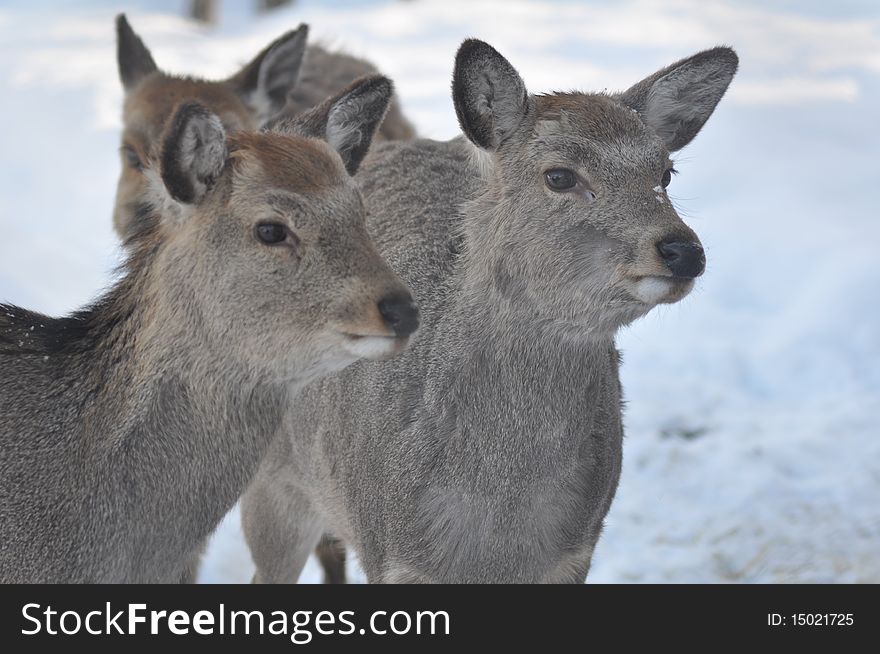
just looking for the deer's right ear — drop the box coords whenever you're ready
[453,39,528,151]
[267,75,393,176]
[618,47,738,152]
[228,24,309,120]
[116,14,158,92]
[160,102,227,205]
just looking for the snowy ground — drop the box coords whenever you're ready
[0,0,878,583]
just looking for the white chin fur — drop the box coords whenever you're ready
[634,277,691,304]
[341,336,402,360]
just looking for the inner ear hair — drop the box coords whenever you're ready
[265,75,393,176]
[618,46,738,152]
[452,39,529,150]
[325,75,393,175]
[160,102,227,205]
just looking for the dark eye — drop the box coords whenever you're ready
[122,145,143,171]
[662,167,676,188]
[255,223,290,245]
[544,168,577,191]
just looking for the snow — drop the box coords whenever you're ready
[0,0,877,583]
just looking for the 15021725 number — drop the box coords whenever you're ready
[791,613,853,626]
[768,613,854,626]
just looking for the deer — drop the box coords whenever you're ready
[0,75,418,583]
[116,13,409,583]
[240,39,738,583]
[114,14,415,241]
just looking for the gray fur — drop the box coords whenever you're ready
[0,89,411,583]
[242,40,737,583]
[618,47,739,152]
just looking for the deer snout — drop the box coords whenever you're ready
[378,292,420,338]
[656,239,705,279]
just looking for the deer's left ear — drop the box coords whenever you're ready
[452,39,529,151]
[618,47,738,152]
[228,24,309,121]
[116,14,159,92]
[160,102,227,205]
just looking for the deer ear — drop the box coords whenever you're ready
[228,24,309,121]
[267,74,393,176]
[453,39,528,151]
[160,102,227,205]
[618,47,738,152]
[116,14,158,92]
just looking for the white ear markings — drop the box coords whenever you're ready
[325,93,367,159]
[465,139,496,181]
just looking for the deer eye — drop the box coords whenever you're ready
[544,168,577,191]
[121,145,143,171]
[255,223,291,245]
[662,167,676,188]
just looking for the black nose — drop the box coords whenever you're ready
[657,240,705,279]
[378,293,419,338]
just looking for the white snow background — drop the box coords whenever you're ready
[0,0,877,583]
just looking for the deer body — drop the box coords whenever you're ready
[0,77,413,582]
[112,15,415,582]
[243,41,738,583]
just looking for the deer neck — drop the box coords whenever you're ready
[74,245,288,576]
[451,192,615,354]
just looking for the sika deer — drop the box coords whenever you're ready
[116,13,413,583]
[242,40,737,583]
[0,76,416,583]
